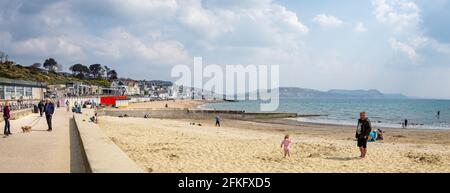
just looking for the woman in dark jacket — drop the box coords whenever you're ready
[3,101,12,136]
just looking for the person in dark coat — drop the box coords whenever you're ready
[215,115,221,127]
[38,100,45,117]
[3,101,12,136]
[44,99,55,132]
[355,112,372,159]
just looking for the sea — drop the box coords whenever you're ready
[201,98,450,130]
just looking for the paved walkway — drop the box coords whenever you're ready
[0,108,87,173]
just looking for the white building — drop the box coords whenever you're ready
[0,77,46,101]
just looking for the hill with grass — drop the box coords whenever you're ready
[0,61,111,87]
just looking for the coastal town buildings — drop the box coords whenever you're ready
[0,77,46,101]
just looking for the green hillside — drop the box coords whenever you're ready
[0,62,110,87]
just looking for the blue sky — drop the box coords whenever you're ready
[1,0,449,99]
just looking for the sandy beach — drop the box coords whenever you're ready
[98,102,450,172]
[128,100,212,109]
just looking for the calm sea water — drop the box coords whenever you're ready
[202,98,450,130]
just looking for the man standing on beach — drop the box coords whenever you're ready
[215,115,221,127]
[356,112,372,159]
[437,111,440,120]
[44,99,55,132]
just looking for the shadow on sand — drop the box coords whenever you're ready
[325,156,360,161]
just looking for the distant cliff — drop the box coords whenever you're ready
[278,87,408,98]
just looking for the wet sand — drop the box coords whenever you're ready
[128,100,214,109]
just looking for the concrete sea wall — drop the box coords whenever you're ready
[96,108,298,120]
[0,108,34,122]
[73,113,144,173]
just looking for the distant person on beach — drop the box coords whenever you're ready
[165,103,168,108]
[437,111,440,120]
[38,100,45,117]
[44,99,55,132]
[65,100,70,112]
[281,135,291,158]
[404,119,408,128]
[3,101,11,136]
[215,115,221,127]
[356,112,372,159]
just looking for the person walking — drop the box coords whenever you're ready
[38,100,45,117]
[65,100,70,112]
[215,115,221,127]
[356,112,372,159]
[3,101,12,136]
[44,99,55,132]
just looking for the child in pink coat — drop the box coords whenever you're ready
[281,134,291,158]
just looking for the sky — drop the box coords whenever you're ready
[0,0,449,99]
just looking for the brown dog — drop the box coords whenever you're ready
[21,126,32,133]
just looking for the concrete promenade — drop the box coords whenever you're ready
[0,108,87,173]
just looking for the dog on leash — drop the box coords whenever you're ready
[21,126,32,133]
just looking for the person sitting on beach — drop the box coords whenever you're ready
[215,115,221,127]
[356,112,372,159]
[280,135,291,158]
[368,131,377,142]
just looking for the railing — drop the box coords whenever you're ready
[0,102,35,112]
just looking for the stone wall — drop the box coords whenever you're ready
[73,113,144,173]
[0,108,34,122]
[96,108,298,120]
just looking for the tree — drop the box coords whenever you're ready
[103,65,119,81]
[70,64,90,79]
[30,63,42,69]
[104,65,111,77]
[0,51,9,63]
[0,51,5,63]
[108,70,118,80]
[81,65,90,76]
[70,64,84,74]
[89,64,105,79]
[43,58,58,72]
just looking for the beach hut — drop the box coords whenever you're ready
[100,95,128,107]
[115,98,130,108]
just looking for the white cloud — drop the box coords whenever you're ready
[355,22,367,32]
[11,36,84,60]
[312,14,343,28]
[177,0,308,40]
[373,0,450,63]
[372,0,420,32]
[100,28,191,65]
[389,38,417,60]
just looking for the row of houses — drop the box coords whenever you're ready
[1,76,217,103]
[56,79,179,99]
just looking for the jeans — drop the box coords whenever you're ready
[4,118,11,135]
[45,114,53,130]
